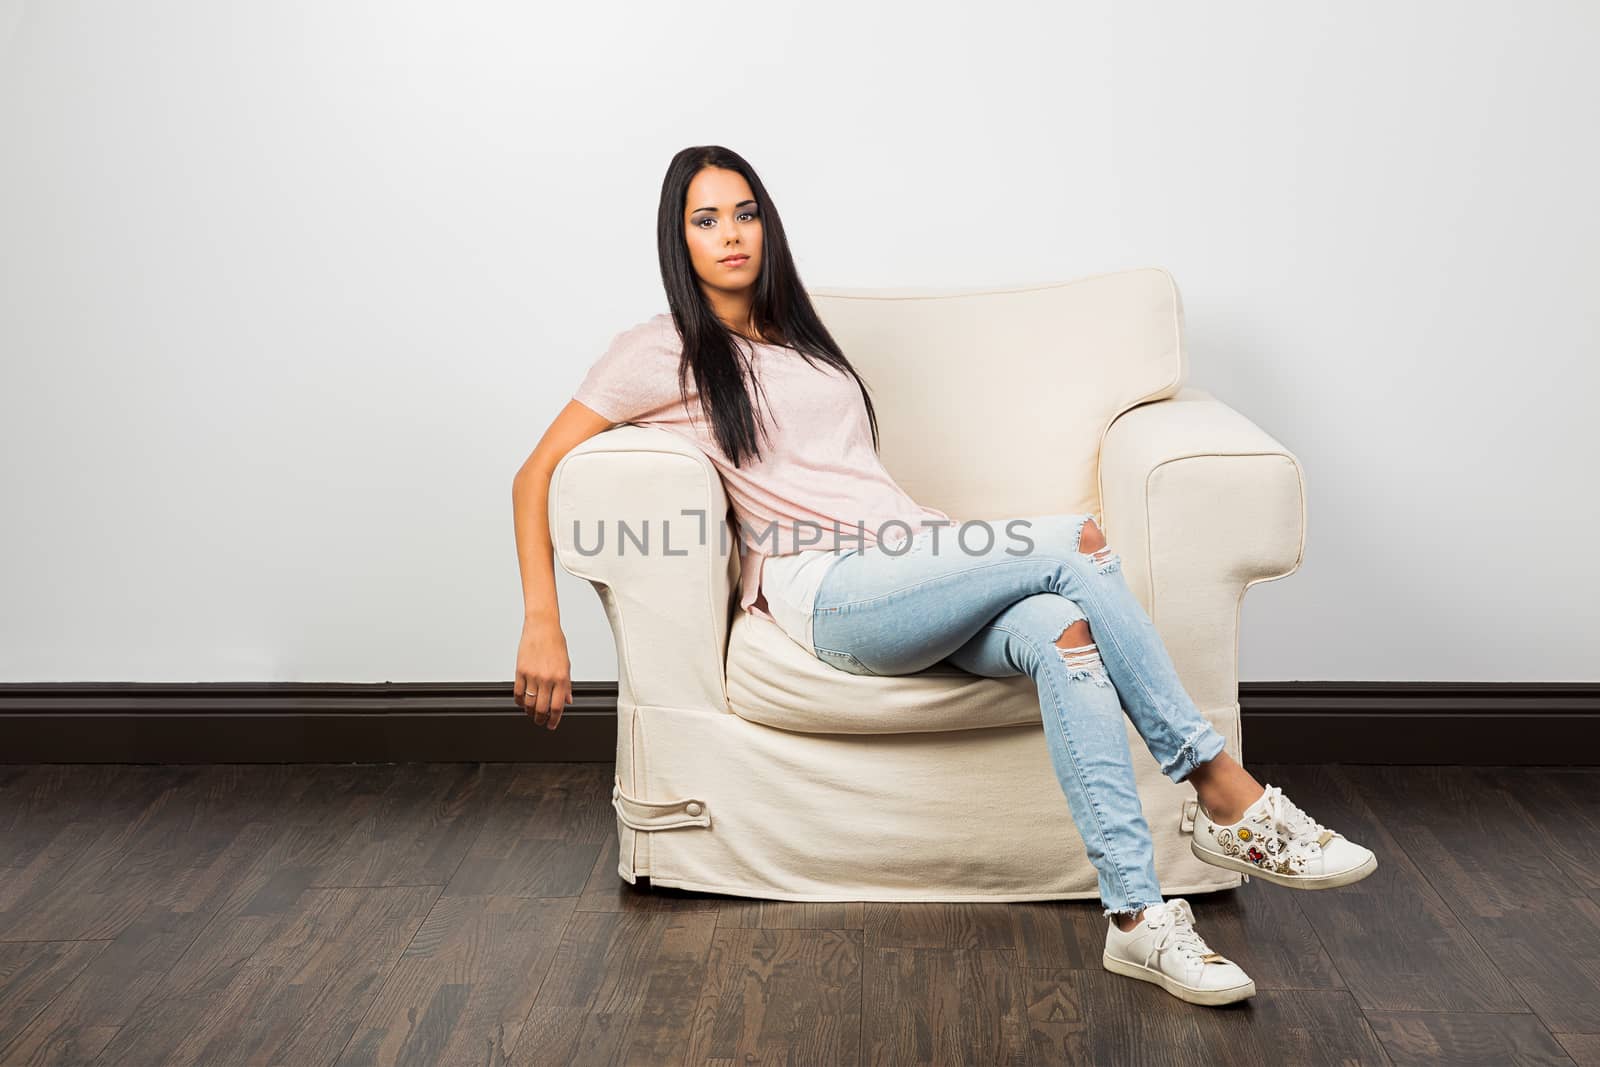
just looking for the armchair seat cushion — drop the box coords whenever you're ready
[724,610,1043,735]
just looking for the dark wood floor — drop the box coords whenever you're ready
[1,761,1596,1067]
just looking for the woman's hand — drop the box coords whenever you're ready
[515,616,573,730]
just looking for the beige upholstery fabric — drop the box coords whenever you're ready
[550,267,1306,902]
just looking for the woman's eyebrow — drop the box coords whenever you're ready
[690,199,757,216]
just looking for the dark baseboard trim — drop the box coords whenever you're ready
[1,680,1596,765]
[1237,681,1599,765]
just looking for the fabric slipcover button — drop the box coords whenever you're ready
[685,802,703,816]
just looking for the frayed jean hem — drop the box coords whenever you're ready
[1162,721,1228,784]
[1103,899,1165,919]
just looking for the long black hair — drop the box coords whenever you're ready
[655,145,882,468]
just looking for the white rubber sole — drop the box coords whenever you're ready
[1190,838,1378,889]
[1101,951,1256,1006]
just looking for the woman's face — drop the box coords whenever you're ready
[683,166,763,298]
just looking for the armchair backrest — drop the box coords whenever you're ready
[810,266,1188,522]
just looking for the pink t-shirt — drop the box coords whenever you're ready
[571,312,952,625]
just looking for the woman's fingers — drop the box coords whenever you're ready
[539,682,570,730]
[514,666,570,730]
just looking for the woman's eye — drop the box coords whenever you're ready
[695,211,758,229]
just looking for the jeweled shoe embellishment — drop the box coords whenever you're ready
[1190,783,1378,890]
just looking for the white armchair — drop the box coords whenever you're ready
[550,267,1306,902]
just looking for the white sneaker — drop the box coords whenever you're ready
[1101,898,1256,1006]
[1190,783,1378,889]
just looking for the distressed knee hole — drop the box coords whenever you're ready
[1079,517,1106,554]
[1077,516,1121,575]
[1055,619,1092,647]
[1054,638,1112,688]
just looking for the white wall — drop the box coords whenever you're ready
[2,1,1595,683]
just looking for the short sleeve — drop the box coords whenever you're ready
[573,316,686,424]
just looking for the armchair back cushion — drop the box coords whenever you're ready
[809,267,1188,524]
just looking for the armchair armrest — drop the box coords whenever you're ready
[1098,386,1306,710]
[549,425,738,714]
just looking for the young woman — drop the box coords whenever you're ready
[510,145,1377,1008]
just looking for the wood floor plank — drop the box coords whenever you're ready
[1362,1009,1577,1066]
[1014,964,1205,1067]
[1002,898,1107,969]
[1017,967,1392,1067]
[688,926,863,1067]
[92,883,439,1066]
[312,762,503,889]
[1186,988,1393,1066]
[864,900,1019,952]
[513,908,721,1066]
[1251,764,1527,1014]
[0,766,190,939]
[0,764,396,942]
[0,940,108,1062]
[334,894,575,1066]
[1352,765,1600,1034]
[863,945,1032,1066]
[716,895,866,931]
[0,766,177,841]
[1491,768,1600,897]
[1554,1032,1600,1065]
[442,766,611,899]
[0,905,223,1067]
[607,909,722,1066]
[499,764,619,845]
[1,766,405,1065]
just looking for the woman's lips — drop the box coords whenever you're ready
[721,255,749,267]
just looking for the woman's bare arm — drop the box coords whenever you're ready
[510,398,616,728]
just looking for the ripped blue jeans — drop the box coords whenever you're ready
[808,512,1228,918]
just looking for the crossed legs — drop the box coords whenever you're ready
[1057,518,1268,931]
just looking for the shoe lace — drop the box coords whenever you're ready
[1260,784,1334,862]
[1140,899,1215,968]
